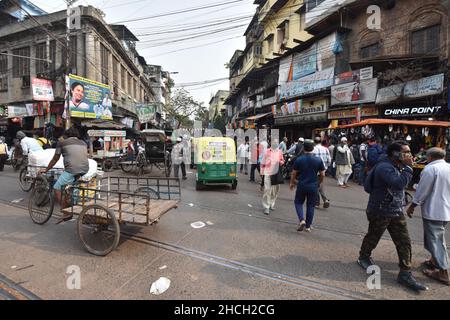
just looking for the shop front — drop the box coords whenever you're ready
[327,105,379,125]
[274,98,329,141]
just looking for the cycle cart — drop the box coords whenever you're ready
[88,130,127,172]
[29,175,181,256]
[138,130,172,177]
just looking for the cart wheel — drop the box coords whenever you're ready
[120,160,134,173]
[77,205,120,256]
[19,167,33,192]
[231,181,238,190]
[28,179,54,225]
[102,159,114,172]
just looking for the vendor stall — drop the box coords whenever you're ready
[87,130,127,172]
[315,118,450,187]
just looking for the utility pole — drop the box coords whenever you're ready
[65,0,78,130]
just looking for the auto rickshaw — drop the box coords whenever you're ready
[195,137,237,190]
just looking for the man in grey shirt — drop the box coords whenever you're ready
[42,127,89,223]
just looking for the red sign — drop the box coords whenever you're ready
[32,78,54,102]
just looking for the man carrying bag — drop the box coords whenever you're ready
[261,139,285,215]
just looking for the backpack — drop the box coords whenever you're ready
[38,138,51,150]
[364,163,380,194]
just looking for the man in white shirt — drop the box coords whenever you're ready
[313,137,331,208]
[237,139,250,175]
[407,148,450,285]
[16,131,43,157]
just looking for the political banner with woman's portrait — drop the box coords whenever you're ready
[67,74,113,120]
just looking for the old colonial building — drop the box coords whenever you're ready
[0,4,159,139]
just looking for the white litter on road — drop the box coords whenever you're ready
[206,221,214,225]
[11,266,17,269]
[188,203,194,207]
[150,277,171,295]
[248,204,253,208]
[249,215,252,217]
[190,221,206,229]
[11,198,23,203]
[159,265,167,270]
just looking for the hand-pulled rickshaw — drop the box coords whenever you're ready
[137,129,172,177]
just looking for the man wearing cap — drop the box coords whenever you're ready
[335,137,354,188]
[172,137,187,180]
[313,137,331,208]
[287,137,305,156]
[16,131,43,157]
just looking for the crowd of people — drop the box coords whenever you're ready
[236,134,450,292]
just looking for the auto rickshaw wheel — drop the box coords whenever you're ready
[195,181,204,191]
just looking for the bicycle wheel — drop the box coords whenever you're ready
[28,182,54,225]
[19,167,33,192]
[77,205,120,256]
[120,158,135,173]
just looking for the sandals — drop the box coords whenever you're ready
[423,269,450,286]
[422,259,438,270]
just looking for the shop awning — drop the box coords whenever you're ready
[337,118,450,129]
[246,112,273,121]
[81,119,126,129]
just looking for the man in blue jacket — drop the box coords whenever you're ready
[367,137,384,169]
[358,141,428,292]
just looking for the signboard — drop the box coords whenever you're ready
[404,73,444,99]
[199,139,236,163]
[334,67,373,85]
[376,83,404,104]
[7,106,28,118]
[328,106,379,119]
[67,74,113,120]
[383,106,443,117]
[331,78,378,106]
[32,78,54,101]
[135,104,156,123]
[292,45,317,80]
[279,67,334,101]
[87,130,126,137]
[275,113,327,125]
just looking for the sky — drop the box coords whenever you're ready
[29,0,257,107]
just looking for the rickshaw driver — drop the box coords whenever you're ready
[40,127,90,224]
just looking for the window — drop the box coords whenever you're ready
[411,25,440,54]
[100,43,109,84]
[121,65,126,92]
[12,47,30,87]
[35,43,47,74]
[49,40,56,71]
[306,0,325,12]
[255,44,262,56]
[266,34,274,54]
[61,36,77,71]
[113,57,119,96]
[133,79,137,99]
[0,52,7,91]
[277,21,289,47]
[360,43,380,59]
[128,73,132,96]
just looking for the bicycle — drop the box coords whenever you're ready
[18,156,33,192]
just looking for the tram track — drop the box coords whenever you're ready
[1,199,375,300]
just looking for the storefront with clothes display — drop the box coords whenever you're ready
[274,97,329,141]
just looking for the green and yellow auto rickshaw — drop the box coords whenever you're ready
[195,137,237,190]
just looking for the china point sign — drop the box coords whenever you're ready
[384,106,442,117]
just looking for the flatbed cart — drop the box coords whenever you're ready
[29,176,181,256]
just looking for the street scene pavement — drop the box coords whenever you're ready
[0,165,449,300]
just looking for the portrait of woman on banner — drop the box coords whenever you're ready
[69,82,90,111]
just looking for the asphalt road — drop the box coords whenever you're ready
[0,165,449,300]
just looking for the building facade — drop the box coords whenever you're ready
[0,5,160,141]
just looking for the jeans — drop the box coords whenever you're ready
[250,163,260,181]
[0,154,6,171]
[173,163,186,178]
[295,188,318,228]
[359,161,367,185]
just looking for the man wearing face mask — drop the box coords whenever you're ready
[359,141,428,292]
[260,139,285,215]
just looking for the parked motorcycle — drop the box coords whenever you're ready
[281,153,295,180]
